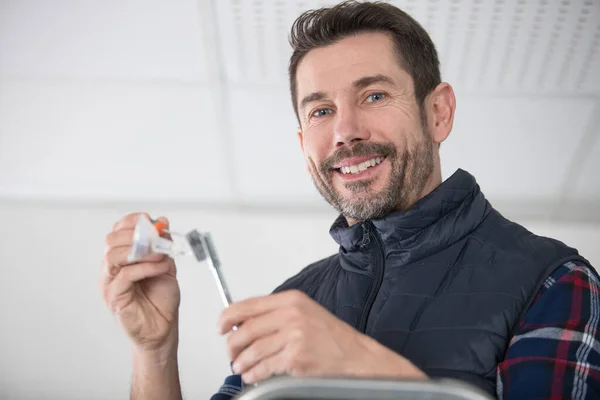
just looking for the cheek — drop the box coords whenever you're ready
[307,157,327,181]
[307,157,318,174]
[370,105,421,138]
[302,129,331,163]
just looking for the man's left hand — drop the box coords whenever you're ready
[217,289,428,384]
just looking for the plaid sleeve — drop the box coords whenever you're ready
[497,260,600,399]
[210,373,244,400]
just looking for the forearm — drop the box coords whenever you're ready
[131,340,182,400]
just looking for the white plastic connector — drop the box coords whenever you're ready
[127,214,193,263]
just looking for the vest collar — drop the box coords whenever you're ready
[329,169,492,265]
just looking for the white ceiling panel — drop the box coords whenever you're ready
[441,93,596,201]
[216,0,600,95]
[215,0,328,84]
[0,79,231,201]
[228,87,322,203]
[0,0,208,82]
[396,0,600,95]
[571,129,600,198]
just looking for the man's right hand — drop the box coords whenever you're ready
[100,212,181,352]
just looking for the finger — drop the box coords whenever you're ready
[108,216,170,254]
[218,290,308,334]
[112,212,151,232]
[241,350,288,385]
[227,308,290,360]
[100,247,167,292]
[100,246,130,286]
[105,228,135,250]
[232,331,286,376]
[106,259,174,310]
[104,246,166,270]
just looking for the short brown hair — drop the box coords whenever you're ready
[289,0,441,122]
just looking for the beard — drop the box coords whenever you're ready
[309,130,435,222]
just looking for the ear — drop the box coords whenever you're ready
[297,128,311,174]
[426,82,456,145]
[297,127,304,152]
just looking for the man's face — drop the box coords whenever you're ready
[295,32,436,222]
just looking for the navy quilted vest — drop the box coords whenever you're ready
[275,169,590,395]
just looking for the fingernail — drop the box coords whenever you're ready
[232,362,240,374]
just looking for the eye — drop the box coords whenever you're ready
[366,93,386,103]
[311,108,333,118]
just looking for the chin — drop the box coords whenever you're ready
[340,178,387,195]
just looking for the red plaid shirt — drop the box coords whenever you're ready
[497,260,600,399]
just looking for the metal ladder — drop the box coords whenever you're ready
[236,376,494,400]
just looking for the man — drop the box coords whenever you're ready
[100,1,600,399]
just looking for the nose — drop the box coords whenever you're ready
[333,109,370,148]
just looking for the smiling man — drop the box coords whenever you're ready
[100,2,600,400]
[295,37,442,225]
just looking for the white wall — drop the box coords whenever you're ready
[0,200,599,399]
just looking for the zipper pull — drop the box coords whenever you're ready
[360,222,371,247]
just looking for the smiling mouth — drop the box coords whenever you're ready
[334,156,385,175]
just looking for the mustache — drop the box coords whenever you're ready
[320,142,397,173]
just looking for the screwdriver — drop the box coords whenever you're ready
[151,220,234,309]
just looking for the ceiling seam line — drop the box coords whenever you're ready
[197,0,240,201]
[551,96,600,220]
[0,75,210,87]
[0,197,599,224]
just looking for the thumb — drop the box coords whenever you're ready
[156,216,170,227]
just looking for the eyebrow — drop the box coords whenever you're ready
[352,74,396,89]
[299,74,396,111]
[299,91,327,111]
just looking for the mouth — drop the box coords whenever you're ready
[332,156,386,180]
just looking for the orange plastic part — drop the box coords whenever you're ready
[153,221,168,234]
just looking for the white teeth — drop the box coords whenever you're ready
[338,157,384,175]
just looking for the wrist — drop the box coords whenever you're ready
[133,329,179,367]
[133,345,177,367]
[131,336,182,400]
[134,341,178,366]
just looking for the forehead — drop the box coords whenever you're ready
[295,32,410,100]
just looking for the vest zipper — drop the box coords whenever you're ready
[357,222,385,333]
